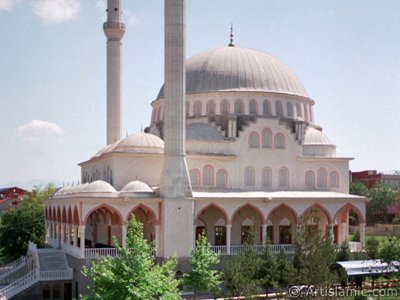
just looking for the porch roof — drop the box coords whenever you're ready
[192,191,366,200]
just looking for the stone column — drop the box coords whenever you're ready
[262,224,268,246]
[66,226,71,245]
[359,223,366,248]
[341,222,347,244]
[328,224,334,243]
[226,224,232,255]
[73,226,78,247]
[155,224,161,257]
[79,226,86,258]
[121,225,127,247]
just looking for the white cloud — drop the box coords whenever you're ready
[0,0,21,12]
[96,0,105,11]
[123,10,145,28]
[17,119,65,142]
[33,0,80,24]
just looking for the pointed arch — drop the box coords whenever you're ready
[73,206,80,226]
[302,203,333,224]
[267,203,299,224]
[53,207,57,222]
[83,204,124,226]
[334,203,366,224]
[62,207,67,224]
[195,203,230,225]
[126,203,157,222]
[57,206,61,223]
[67,206,72,225]
[231,202,266,224]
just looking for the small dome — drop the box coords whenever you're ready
[121,180,153,193]
[114,133,164,153]
[187,123,225,142]
[83,180,116,193]
[304,127,334,145]
[93,143,119,158]
[157,46,308,99]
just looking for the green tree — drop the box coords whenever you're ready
[275,249,293,289]
[183,234,221,299]
[82,216,181,300]
[258,240,278,295]
[349,181,369,197]
[336,240,351,261]
[222,233,262,298]
[379,237,400,264]
[0,184,55,262]
[365,237,379,259]
[368,182,398,223]
[292,221,337,289]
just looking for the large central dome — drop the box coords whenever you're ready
[157,46,308,99]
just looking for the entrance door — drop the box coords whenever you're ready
[64,282,72,300]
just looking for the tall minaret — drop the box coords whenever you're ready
[104,0,125,145]
[160,0,193,258]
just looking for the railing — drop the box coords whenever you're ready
[39,269,73,281]
[210,244,294,256]
[85,248,120,259]
[61,243,81,258]
[349,241,363,252]
[0,256,27,280]
[0,269,38,300]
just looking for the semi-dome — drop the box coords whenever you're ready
[114,133,164,153]
[187,123,225,142]
[157,46,308,99]
[83,180,116,193]
[121,180,153,193]
[303,127,333,145]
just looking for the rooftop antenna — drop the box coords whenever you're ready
[228,23,235,47]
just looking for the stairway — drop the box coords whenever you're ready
[0,242,73,300]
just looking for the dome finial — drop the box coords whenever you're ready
[228,23,235,47]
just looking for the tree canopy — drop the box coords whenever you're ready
[0,184,55,262]
[183,234,221,299]
[82,216,181,300]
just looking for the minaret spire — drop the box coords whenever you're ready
[104,0,125,145]
[228,23,235,47]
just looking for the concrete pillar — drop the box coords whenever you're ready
[262,224,268,246]
[359,223,366,248]
[73,226,78,247]
[104,0,125,145]
[79,226,86,258]
[226,224,232,255]
[328,224,334,243]
[121,225,127,247]
[66,225,71,245]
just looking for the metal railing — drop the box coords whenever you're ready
[0,269,38,300]
[0,256,27,281]
[209,244,294,255]
[84,248,120,259]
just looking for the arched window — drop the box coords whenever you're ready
[207,100,216,115]
[275,101,283,117]
[296,103,303,118]
[263,100,271,116]
[194,100,202,117]
[317,168,327,188]
[287,102,294,117]
[248,132,260,148]
[249,99,258,115]
[329,171,339,187]
[216,169,227,188]
[244,166,255,187]
[274,133,285,149]
[202,165,214,187]
[305,171,315,189]
[262,128,272,148]
[303,103,309,121]
[261,167,272,188]
[220,99,230,115]
[278,167,289,188]
[190,169,200,187]
[234,99,244,115]
[185,101,189,117]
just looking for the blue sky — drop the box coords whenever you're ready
[0,0,399,188]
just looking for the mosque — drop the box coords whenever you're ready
[43,0,367,259]
[0,0,368,299]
